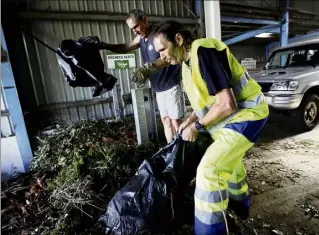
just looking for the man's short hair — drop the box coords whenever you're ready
[127,9,147,21]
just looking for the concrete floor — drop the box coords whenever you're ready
[243,115,319,235]
[157,113,319,235]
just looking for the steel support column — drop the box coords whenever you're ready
[195,0,206,37]
[280,0,289,47]
[280,0,289,65]
[1,26,33,172]
[204,0,221,40]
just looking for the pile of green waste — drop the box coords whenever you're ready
[1,118,157,235]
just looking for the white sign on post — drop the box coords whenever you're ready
[106,54,136,70]
[241,58,257,69]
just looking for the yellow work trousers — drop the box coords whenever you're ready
[194,106,268,235]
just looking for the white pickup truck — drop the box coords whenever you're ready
[252,40,319,131]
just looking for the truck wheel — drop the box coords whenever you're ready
[291,94,319,131]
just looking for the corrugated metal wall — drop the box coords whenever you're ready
[20,0,194,126]
[26,0,193,17]
[23,20,137,122]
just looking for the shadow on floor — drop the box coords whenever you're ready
[155,113,314,146]
[257,113,313,144]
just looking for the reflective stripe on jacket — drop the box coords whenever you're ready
[182,38,269,135]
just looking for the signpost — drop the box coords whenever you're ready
[106,53,157,144]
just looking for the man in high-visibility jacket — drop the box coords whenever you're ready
[152,21,269,235]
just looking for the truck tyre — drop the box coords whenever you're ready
[291,94,319,131]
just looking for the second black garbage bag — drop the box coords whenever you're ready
[100,134,211,235]
[56,36,117,97]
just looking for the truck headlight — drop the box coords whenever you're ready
[270,81,299,91]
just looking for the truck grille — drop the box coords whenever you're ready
[258,82,273,92]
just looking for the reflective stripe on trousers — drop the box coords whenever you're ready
[227,165,250,201]
[194,117,268,235]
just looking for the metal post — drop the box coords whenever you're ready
[265,44,270,60]
[280,0,289,47]
[195,0,206,38]
[280,0,289,66]
[203,0,221,40]
[131,88,149,145]
[112,84,124,121]
[143,89,158,141]
[1,26,33,173]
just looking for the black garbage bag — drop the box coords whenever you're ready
[56,36,117,97]
[100,134,211,235]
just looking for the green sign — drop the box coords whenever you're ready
[115,60,129,69]
[106,53,136,70]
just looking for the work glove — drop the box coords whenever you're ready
[78,36,102,49]
[131,62,157,87]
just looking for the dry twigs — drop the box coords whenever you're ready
[1,119,157,235]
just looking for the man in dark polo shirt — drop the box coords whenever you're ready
[85,9,184,143]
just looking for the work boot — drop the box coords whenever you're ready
[228,196,250,220]
[226,211,241,234]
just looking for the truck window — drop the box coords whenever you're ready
[288,50,306,67]
[265,44,319,69]
[267,49,293,68]
[309,49,319,65]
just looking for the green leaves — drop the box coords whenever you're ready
[2,118,157,235]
